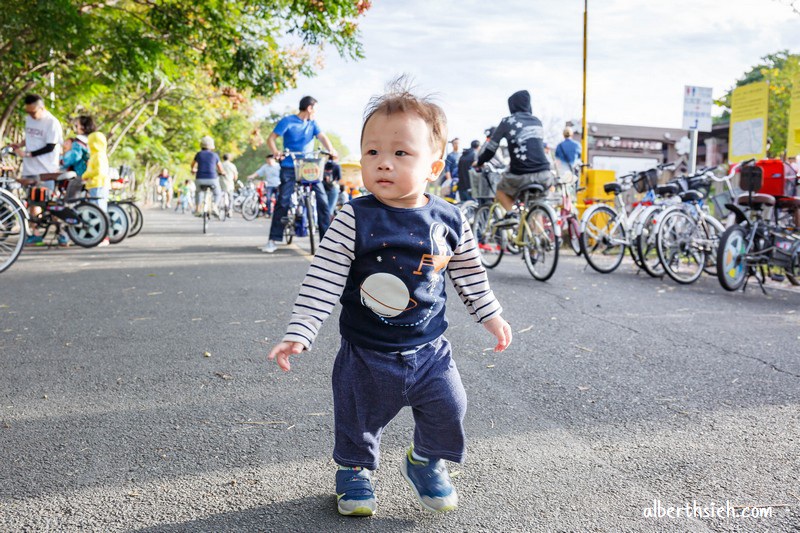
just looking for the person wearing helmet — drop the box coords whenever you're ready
[191,136,225,216]
[476,90,553,226]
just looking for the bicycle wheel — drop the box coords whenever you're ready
[567,214,581,256]
[0,195,26,273]
[305,194,317,255]
[125,202,143,237]
[580,205,625,273]
[217,196,227,222]
[716,224,749,291]
[283,219,294,245]
[241,196,258,221]
[67,201,108,247]
[472,205,504,268]
[636,208,665,278]
[656,210,705,284]
[522,205,559,281]
[459,200,478,227]
[106,203,129,244]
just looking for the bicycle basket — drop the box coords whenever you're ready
[294,156,327,183]
[471,168,501,199]
[739,165,763,193]
[632,169,658,194]
[30,186,51,203]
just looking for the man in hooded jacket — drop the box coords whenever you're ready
[476,90,553,224]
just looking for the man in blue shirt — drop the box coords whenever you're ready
[555,126,581,180]
[264,96,338,253]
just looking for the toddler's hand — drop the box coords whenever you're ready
[483,316,512,352]
[268,341,305,371]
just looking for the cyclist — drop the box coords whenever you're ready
[476,90,554,226]
[191,136,224,217]
[263,95,338,253]
[156,168,173,208]
[245,154,281,218]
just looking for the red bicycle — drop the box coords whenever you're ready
[553,174,582,256]
[241,180,276,221]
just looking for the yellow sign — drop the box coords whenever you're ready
[728,82,769,163]
[787,74,800,159]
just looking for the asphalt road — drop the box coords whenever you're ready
[1,207,798,532]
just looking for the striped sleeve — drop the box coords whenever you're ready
[447,211,503,323]
[283,204,356,349]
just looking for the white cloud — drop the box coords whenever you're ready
[259,0,800,158]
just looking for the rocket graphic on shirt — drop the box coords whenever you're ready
[359,222,453,322]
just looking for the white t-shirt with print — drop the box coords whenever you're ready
[22,110,63,176]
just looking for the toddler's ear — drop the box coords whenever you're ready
[428,159,445,182]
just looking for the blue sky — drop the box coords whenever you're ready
[264,0,800,159]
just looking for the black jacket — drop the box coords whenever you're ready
[477,90,550,175]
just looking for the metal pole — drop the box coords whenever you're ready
[581,0,588,185]
[688,129,698,174]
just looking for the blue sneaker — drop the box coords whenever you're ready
[400,446,458,512]
[335,467,376,516]
[25,235,43,246]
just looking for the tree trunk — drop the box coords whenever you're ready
[0,82,35,142]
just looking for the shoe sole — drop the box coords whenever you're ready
[400,459,458,513]
[336,499,376,517]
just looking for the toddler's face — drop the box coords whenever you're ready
[360,112,444,209]
[63,139,73,151]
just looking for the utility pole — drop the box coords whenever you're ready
[581,0,589,185]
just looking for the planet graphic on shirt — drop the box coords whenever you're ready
[360,273,418,318]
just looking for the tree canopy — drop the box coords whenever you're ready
[0,0,370,181]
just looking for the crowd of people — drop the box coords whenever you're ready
[10,94,112,247]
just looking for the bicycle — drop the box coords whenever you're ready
[0,177,29,273]
[279,150,330,255]
[471,176,560,281]
[109,168,144,238]
[579,172,650,274]
[652,169,728,284]
[2,147,109,247]
[717,161,800,293]
[241,181,276,221]
[198,183,227,234]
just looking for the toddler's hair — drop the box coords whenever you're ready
[361,75,448,158]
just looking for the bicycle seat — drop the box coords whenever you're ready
[776,196,800,209]
[515,183,545,198]
[656,183,680,197]
[603,182,622,195]
[679,190,704,202]
[736,193,775,207]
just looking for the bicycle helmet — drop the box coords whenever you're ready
[200,136,215,150]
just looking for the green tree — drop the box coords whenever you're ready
[0,0,371,149]
[715,50,800,157]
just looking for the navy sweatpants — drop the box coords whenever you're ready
[332,336,467,470]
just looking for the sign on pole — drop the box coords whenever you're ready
[786,73,800,159]
[682,86,713,132]
[728,82,769,163]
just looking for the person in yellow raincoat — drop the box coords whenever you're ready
[76,115,110,212]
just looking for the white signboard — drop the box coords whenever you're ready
[682,86,713,132]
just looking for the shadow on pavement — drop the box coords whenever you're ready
[131,495,416,532]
